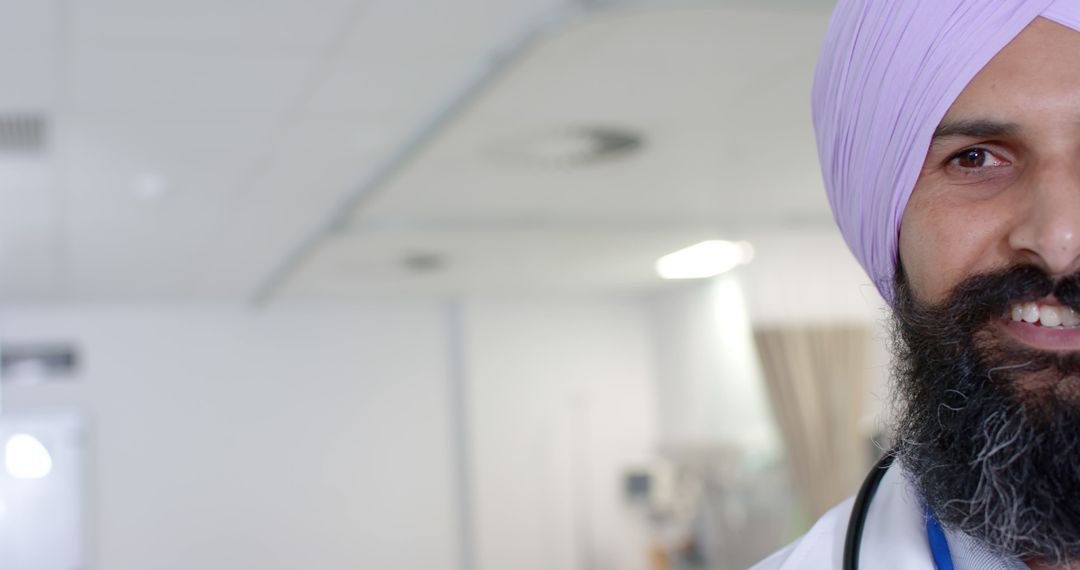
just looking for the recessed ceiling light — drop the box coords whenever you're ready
[401,252,446,274]
[656,240,754,280]
[491,125,644,167]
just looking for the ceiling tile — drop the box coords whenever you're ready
[0,1,843,303]
[69,0,363,56]
[69,50,318,114]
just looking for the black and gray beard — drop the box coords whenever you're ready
[893,263,1080,565]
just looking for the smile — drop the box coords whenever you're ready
[1002,300,1080,351]
[1009,301,1080,328]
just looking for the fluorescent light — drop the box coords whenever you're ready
[656,240,754,279]
[5,434,52,479]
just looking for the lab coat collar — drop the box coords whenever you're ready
[861,462,936,569]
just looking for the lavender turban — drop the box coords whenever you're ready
[812,0,1080,304]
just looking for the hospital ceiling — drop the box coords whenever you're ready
[0,0,846,304]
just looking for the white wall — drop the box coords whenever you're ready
[464,298,658,570]
[0,298,664,570]
[649,275,778,453]
[1,305,459,570]
[738,229,885,326]
[0,271,893,570]
[0,413,83,570]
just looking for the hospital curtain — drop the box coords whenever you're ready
[753,325,872,520]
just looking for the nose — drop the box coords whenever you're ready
[1008,158,1080,276]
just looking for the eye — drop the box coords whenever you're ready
[948,147,1010,170]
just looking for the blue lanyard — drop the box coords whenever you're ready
[925,505,955,570]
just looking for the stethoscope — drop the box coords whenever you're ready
[842,451,955,570]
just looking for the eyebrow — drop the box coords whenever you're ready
[931,119,1019,142]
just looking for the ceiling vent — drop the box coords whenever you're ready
[0,113,48,154]
[1,342,79,383]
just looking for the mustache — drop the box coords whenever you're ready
[904,264,1080,329]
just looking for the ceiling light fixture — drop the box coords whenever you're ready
[493,125,644,167]
[656,240,754,280]
[400,252,447,275]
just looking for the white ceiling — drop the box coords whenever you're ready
[0,0,852,304]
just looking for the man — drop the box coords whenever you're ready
[753,2,1080,569]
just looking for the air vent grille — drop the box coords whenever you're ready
[1,342,80,383]
[0,113,47,154]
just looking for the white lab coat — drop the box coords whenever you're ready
[749,463,936,569]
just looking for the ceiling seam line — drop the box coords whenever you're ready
[185,0,374,297]
[248,2,595,307]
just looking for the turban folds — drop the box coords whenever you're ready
[812,0,1080,303]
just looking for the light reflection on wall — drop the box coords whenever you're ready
[5,434,53,480]
[651,273,779,456]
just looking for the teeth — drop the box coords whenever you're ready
[1007,303,1080,328]
[1064,308,1080,326]
[1042,306,1062,327]
[1023,302,1040,323]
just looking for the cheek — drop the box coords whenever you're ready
[899,193,1006,303]
[898,210,945,301]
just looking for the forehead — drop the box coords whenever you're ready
[945,17,1080,125]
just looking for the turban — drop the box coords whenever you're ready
[812,0,1080,304]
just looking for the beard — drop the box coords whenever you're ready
[892,263,1080,564]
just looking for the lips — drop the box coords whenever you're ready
[1002,300,1080,351]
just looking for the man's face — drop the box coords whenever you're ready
[900,17,1080,350]
[893,17,1080,563]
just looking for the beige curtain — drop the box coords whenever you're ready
[753,325,872,519]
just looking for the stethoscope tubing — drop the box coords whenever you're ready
[842,451,896,570]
